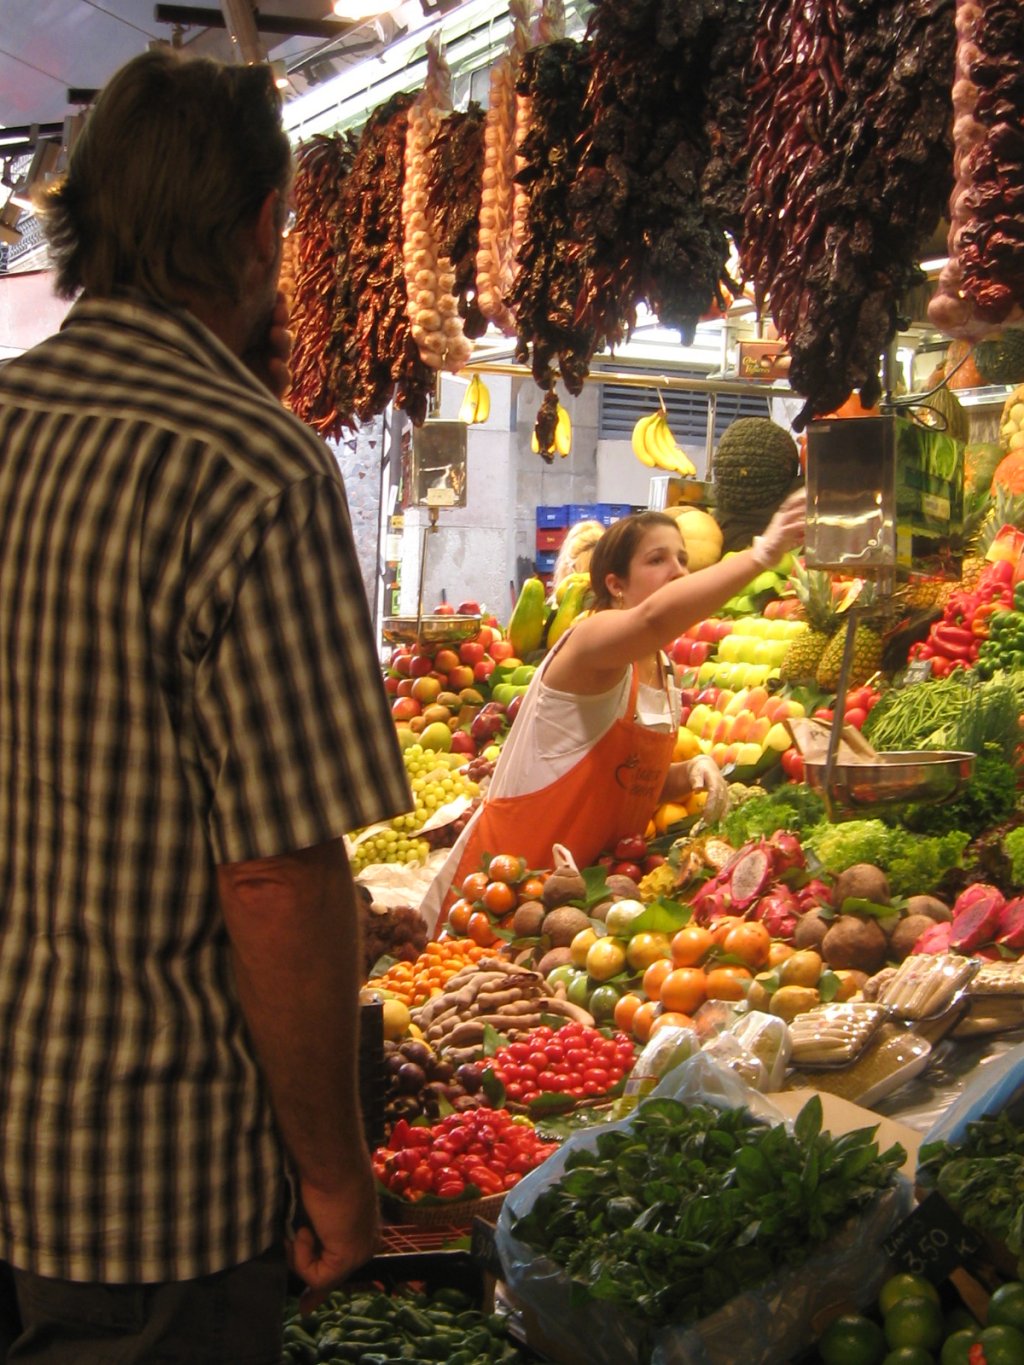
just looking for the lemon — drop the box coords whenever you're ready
[884,1297,943,1353]
[380,997,411,1041]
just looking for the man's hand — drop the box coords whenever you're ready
[242,290,293,399]
[289,1164,380,1313]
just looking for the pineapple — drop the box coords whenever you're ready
[961,484,1024,593]
[780,565,837,683]
[814,617,884,691]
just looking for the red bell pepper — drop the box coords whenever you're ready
[931,623,976,659]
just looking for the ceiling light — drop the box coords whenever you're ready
[333,0,390,20]
[269,58,290,90]
[919,256,950,273]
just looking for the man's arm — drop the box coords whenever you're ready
[217,837,378,1300]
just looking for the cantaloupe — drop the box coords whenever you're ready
[664,505,723,570]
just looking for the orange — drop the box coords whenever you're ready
[518,875,546,902]
[722,921,771,970]
[650,1010,693,1038]
[482,881,517,914]
[767,941,795,968]
[642,958,674,1002]
[631,999,661,1043]
[460,870,490,902]
[710,915,744,947]
[488,853,526,884]
[704,965,752,1001]
[467,911,499,947]
[670,925,715,967]
[659,967,707,1016]
[613,992,643,1033]
[446,898,473,936]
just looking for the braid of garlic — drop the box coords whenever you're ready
[403,37,473,371]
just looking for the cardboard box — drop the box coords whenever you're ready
[738,340,791,382]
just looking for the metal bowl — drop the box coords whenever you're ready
[804,749,976,817]
[382,614,481,647]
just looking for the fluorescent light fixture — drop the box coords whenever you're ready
[920,256,950,273]
[333,0,390,18]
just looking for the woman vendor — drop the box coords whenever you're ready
[422,492,806,932]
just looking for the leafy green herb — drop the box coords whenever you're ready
[804,820,969,897]
[919,1112,1024,1268]
[1003,826,1024,886]
[511,1095,904,1328]
[899,753,1020,839]
[721,784,826,846]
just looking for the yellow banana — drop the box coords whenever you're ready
[554,404,572,457]
[458,374,491,424]
[651,412,696,476]
[631,413,658,467]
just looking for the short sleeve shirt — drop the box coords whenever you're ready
[0,293,411,1282]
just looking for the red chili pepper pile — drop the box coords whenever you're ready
[374,1109,559,1202]
[908,559,1015,677]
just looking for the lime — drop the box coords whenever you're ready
[885,1297,944,1352]
[988,1281,1024,1334]
[977,1322,1024,1365]
[880,1275,942,1316]
[882,1349,935,1365]
[588,983,621,1023]
[939,1328,980,1365]
[944,1306,980,1337]
[819,1314,887,1365]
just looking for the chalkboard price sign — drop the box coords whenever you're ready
[882,1193,984,1283]
[903,658,933,685]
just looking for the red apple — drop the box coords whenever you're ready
[395,678,415,697]
[450,731,477,755]
[505,694,525,724]
[391,696,422,721]
[489,640,515,662]
[456,600,481,615]
[434,603,455,616]
[473,658,496,681]
[459,640,486,666]
[689,642,712,665]
[383,675,400,696]
[410,676,443,705]
[392,652,413,677]
[409,654,435,678]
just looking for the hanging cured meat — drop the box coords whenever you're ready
[286,132,356,436]
[929,0,1024,339]
[509,36,593,395]
[569,0,734,356]
[425,104,488,340]
[741,0,955,426]
[402,37,474,373]
[327,93,435,429]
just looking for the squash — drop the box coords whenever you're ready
[992,450,1024,496]
[945,339,986,390]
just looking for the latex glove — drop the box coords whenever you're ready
[751,488,807,570]
[685,754,730,824]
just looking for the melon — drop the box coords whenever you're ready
[664,505,723,570]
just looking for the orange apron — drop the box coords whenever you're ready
[445,664,676,903]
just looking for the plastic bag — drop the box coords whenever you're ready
[917,1038,1024,1163]
[496,1052,911,1365]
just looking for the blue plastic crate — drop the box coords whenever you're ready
[566,502,600,524]
[605,503,634,521]
[536,504,569,529]
[536,550,558,574]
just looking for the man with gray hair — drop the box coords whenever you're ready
[0,48,410,1362]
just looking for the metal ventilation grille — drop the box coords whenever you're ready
[599,375,771,444]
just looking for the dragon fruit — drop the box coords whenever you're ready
[728,841,775,911]
[912,921,955,955]
[754,887,800,942]
[798,879,834,913]
[949,883,1006,954]
[996,896,1024,951]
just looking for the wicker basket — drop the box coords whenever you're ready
[382,1191,505,1230]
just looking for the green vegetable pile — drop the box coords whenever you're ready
[720,783,826,845]
[1003,826,1024,886]
[510,1094,904,1330]
[919,1111,1024,1274]
[862,674,1023,760]
[282,1284,529,1365]
[804,820,969,897]
[899,753,1020,839]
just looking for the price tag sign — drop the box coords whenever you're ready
[903,658,933,684]
[470,1215,503,1280]
[882,1193,984,1283]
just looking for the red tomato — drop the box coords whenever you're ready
[780,749,805,781]
[844,706,867,729]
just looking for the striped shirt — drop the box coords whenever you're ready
[0,293,411,1282]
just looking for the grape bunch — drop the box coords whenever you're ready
[349,744,480,871]
[463,754,496,784]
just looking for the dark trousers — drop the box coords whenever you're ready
[0,1245,288,1364]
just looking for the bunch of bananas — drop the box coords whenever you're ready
[531,403,572,458]
[458,374,491,424]
[631,410,697,476]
